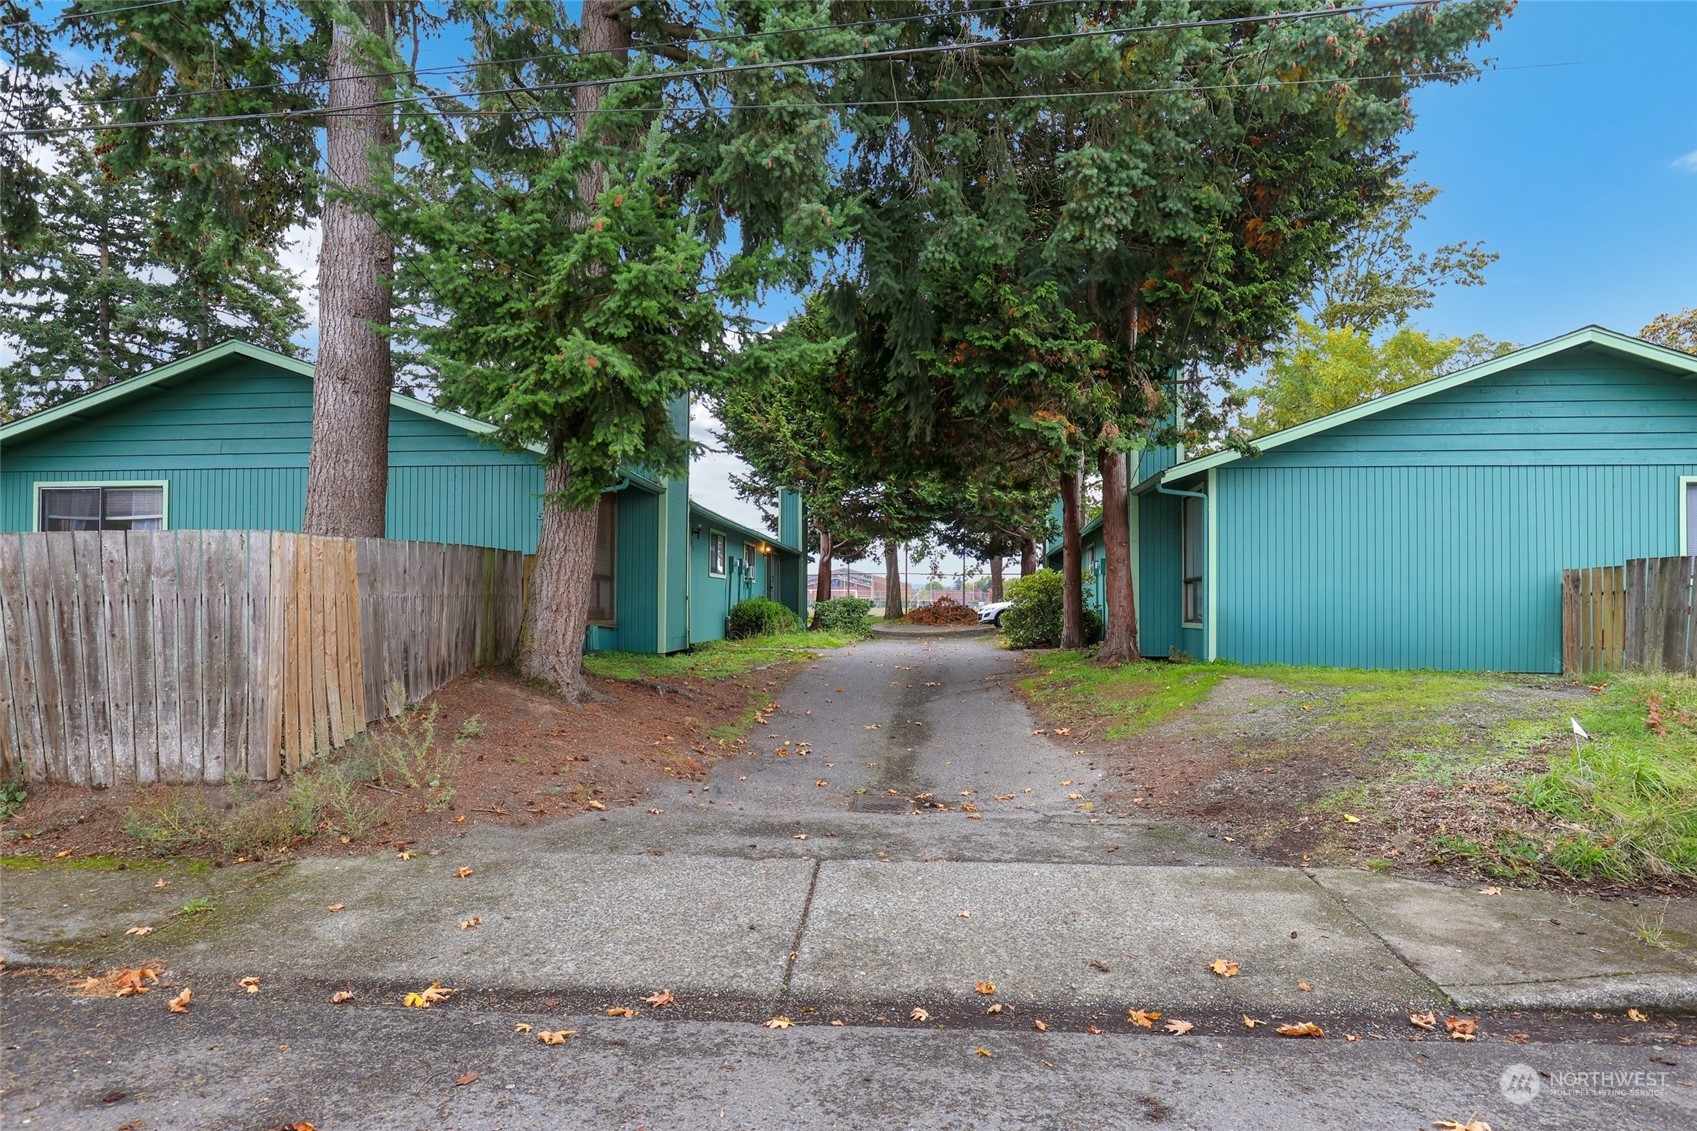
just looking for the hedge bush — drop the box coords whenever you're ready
[727,597,802,639]
[999,568,1102,649]
[812,596,873,635]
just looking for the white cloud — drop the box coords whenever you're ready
[688,400,772,536]
[278,221,322,353]
[1674,149,1697,173]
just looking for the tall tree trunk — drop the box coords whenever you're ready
[512,0,630,696]
[814,527,833,611]
[883,539,904,619]
[989,556,1004,602]
[304,3,396,538]
[515,462,598,698]
[1021,536,1038,577]
[1059,466,1086,649]
[1096,439,1141,665]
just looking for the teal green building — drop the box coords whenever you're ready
[0,341,806,653]
[1055,326,1697,673]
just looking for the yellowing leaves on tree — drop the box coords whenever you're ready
[1208,959,1239,977]
[1127,1009,1161,1029]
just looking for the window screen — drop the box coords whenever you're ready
[709,532,727,576]
[1688,482,1697,554]
[40,485,164,532]
[589,494,616,625]
[1182,494,1204,624]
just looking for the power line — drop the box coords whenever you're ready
[5,1,1435,137]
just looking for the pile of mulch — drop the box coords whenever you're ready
[1,664,799,863]
[904,596,983,626]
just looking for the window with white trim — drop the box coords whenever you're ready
[708,532,727,576]
[39,485,165,532]
[1181,495,1204,625]
[589,494,616,626]
[1686,481,1697,555]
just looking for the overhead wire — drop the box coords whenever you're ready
[4,1,1442,137]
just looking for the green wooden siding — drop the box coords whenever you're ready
[1,358,548,553]
[1203,350,1697,673]
[1136,490,1186,659]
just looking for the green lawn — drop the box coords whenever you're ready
[1019,652,1697,885]
[582,631,856,683]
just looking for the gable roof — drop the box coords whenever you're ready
[0,339,663,493]
[688,500,798,555]
[1162,325,1697,481]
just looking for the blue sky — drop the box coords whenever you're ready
[1400,1,1696,345]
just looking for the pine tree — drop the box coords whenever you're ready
[388,0,844,698]
[0,87,304,417]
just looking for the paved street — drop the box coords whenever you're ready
[4,635,1694,1129]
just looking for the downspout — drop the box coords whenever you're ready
[1154,474,1212,662]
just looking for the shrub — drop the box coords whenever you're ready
[999,568,1102,649]
[812,596,873,635]
[727,597,802,639]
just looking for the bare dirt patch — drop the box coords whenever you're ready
[2,664,798,864]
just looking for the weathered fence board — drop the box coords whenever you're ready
[0,531,526,784]
[1564,556,1697,675]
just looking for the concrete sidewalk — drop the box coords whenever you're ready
[4,823,1692,1017]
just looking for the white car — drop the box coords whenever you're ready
[977,600,1012,626]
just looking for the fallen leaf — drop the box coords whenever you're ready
[763,1016,792,1029]
[793,834,807,840]
[1087,1025,1103,1035]
[957,909,971,918]
[863,724,880,730]
[1476,886,1501,896]
[1033,1020,1048,1031]
[606,1006,636,1018]
[537,1029,574,1045]
[1208,959,1239,977]
[1445,1016,1478,1041]
[396,851,415,860]
[1060,780,1074,786]
[1297,982,1313,992]
[1088,960,1111,973]
[154,878,168,889]
[1275,1021,1324,1038]
[1067,793,1083,801]
[974,981,997,995]
[167,988,192,1013]
[514,1023,534,1033]
[910,1007,930,1022]
[831,1019,844,1026]
[1343,814,1360,824]
[1409,1012,1439,1031]
[1243,1016,1265,1029]
[454,1072,479,1087]
[1163,1019,1195,1035]
[239,976,261,994]
[586,800,607,811]
[327,904,345,913]
[815,780,828,787]
[1127,1009,1161,1029]
[1627,1008,1649,1022]
[973,1047,993,1058]
[404,982,455,1008]
[330,990,355,1004]
[454,867,474,878]
[460,917,482,930]
[644,990,675,1008]
[985,1003,1005,1014]
[1432,1121,1493,1131]
[55,849,71,858]
[124,926,154,937]
[646,808,664,815]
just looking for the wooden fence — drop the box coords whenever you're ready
[0,531,526,785]
[1563,556,1697,675]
